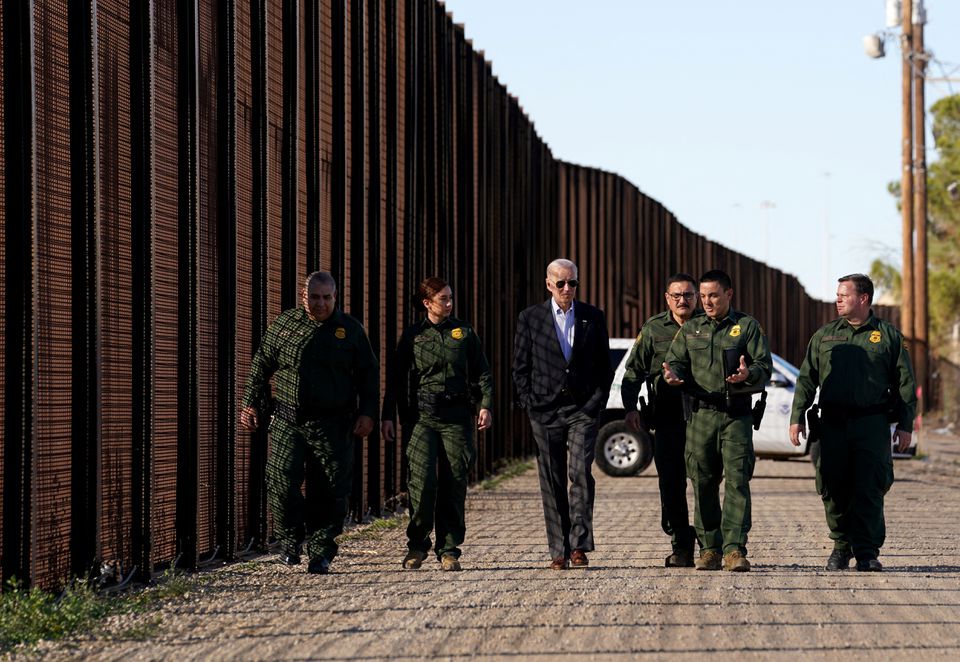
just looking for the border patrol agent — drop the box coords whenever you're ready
[664,269,771,572]
[789,273,916,572]
[240,271,379,575]
[622,273,700,568]
[382,277,493,572]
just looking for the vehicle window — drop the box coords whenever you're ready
[608,349,628,371]
[777,362,799,379]
[769,369,789,385]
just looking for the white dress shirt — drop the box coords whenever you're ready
[550,299,575,362]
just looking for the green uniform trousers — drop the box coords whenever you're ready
[406,412,476,559]
[653,416,696,553]
[816,413,894,559]
[684,409,755,555]
[267,415,353,561]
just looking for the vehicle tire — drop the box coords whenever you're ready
[808,439,821,465]
[595,421,654,477]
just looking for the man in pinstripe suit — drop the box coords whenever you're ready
[513,258,614,570]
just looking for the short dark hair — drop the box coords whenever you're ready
[665,273,697,291]
[305,271,337,292]
[839,273,874,304]
[700,269,732,290]
[415,276,450,310]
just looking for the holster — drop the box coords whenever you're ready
[469,384,483,406]
[751,390,767,431]
[273,400,298,424]
[259,394,275,419]
[806,404,821,444]
[885,389,903,424]
[681,392,698,422]
[637,395,653,430]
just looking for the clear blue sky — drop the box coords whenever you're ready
[442,0,960,302]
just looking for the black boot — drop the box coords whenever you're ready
[855,556,883,572]
[825,549,852,571]
[278,545,302,566]
[307,557,331,574]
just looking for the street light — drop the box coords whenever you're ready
[863,34,885,59]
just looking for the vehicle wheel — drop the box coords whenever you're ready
[595,421,653,477]
[809,439,821,465]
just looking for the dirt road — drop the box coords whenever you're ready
[36,429,960,660]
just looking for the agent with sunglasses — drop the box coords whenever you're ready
[621,273,701,568]
[381,277,493,572]
[663,269,771,572]
[513,258,614,570]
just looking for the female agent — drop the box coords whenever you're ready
[381,277,493,571]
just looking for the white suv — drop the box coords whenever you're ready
[597,338,918,477]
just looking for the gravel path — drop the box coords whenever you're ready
[32,429,960,660]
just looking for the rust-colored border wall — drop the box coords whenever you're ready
[0,0,6,576]
[32,1,74,584]
[233,0,256,560]
[2,0,884,588]
[96,0,135,576]
[555,163,899,357]
[152,0,181,569]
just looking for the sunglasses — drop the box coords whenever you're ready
[554,279,579,289]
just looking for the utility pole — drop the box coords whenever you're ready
[900,0,915,358]
[912,4,929,409]
[866,0,929,411]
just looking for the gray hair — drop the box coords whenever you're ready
[546,258,578,278]
[304,271,337,292]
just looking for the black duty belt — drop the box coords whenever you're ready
[818,403,888,419]
[696,401,725,412]
[418,392,471,407]
[695,394,751,415]
[273,400,349,424]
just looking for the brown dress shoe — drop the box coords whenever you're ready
[570,550,589,567]
[549,556,569,570]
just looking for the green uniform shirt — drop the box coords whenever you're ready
[790,313,917,431]
[664,309,771,402]
[241,307,380,419]
[622,310,701,417]
[382,316,493,423]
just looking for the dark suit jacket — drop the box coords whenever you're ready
[513,299,614,422]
